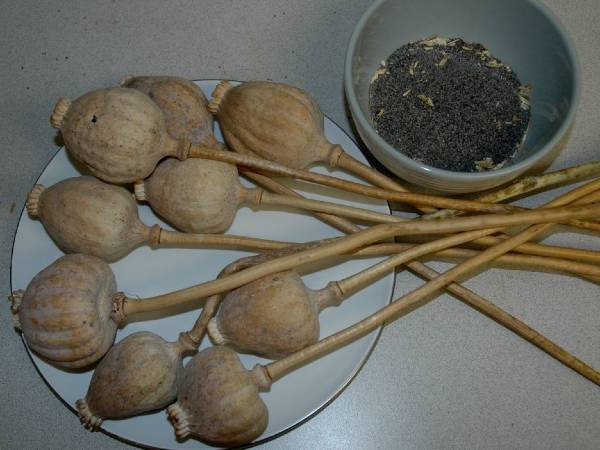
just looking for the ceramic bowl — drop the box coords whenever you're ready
[344,0,580,193]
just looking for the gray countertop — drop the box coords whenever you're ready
[1,1,599,449]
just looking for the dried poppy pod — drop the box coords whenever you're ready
[10,254,119,369]
[208,80,338,170]
[134,157,407,234]
[120,75,219,148]
[134,158,243,234]
[50,87,184,184]
[75,243,312,430]
[167,346,269,447]
[15,194,600,371]
[207,186,600,359]
[166,182,600,447]
[208,270,343,358]
[76,331,195,429]
[28,176,295,262]
[207,79,436,212]
[28,176,151,262]
[50,85,518,216]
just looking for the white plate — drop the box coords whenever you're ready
[10,80,394,449]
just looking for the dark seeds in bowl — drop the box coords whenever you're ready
[369,36,531,173]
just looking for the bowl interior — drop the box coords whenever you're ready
[349,0,578,173]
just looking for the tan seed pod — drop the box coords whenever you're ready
[28,175,294,261]
[120,75,218,148]
[133,157,402,234]
[167,346,269,447]
[134,158,245,234]
[10,254,120,369]
[208,270,338,358]
[50,87,179,184]
[27,176,152,262]
[209,80,343,169]
[74,250,297,430]
[76,331,193,429]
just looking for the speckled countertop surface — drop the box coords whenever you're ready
[1,1,599,449]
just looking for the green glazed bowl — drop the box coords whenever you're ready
[345,0,580,193]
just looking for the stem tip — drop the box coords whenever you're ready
[75,398,103,431]
[167,402,191,440]
[208,80,232,114]
[50,97,72,129]
[27,184,45,218]
[8,290,23,331]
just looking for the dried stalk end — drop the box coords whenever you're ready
[175,140,192,160]
[240,187,263,207]
[312,281,344,312]
[148,224,162,248]
[50,97,72,129]
[110,292,127,323]
[324,143,344,169]
[167,402,191,440]
[251,364,272,390]
[207,318,227,345]
[75,398,103,430]
[207,80,232,114]
[176,331,198,355]
[118,75,135,87]
[133,181,147,201]
[26,185,45,217]
[8,290,24,331]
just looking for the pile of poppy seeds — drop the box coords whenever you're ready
[369,36,531,173]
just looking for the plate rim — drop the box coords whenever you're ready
[9,78,396,450]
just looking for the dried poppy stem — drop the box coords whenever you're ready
[28,177,305,261]
[357,243,600,282]
[329,150,431,213]
[193,147,597,239]
[256,190,407,224]
[478,161,600,200]
[209,180,600,358]
[189,146,600,234]
[335,180,600,296]
[278,144,600,240]
[186,146,519,214]
[333,151,600,234]
[121,201,600,318]
[460,189,600,263]
[263,219,600,387]
[426,161,600,220]
[168,181,600,446]
[231,145,600,279]
[156,230,291,251]
[232,143,600,280]
[465,233,600,264]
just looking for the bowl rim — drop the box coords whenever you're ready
[344,0,581,182]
